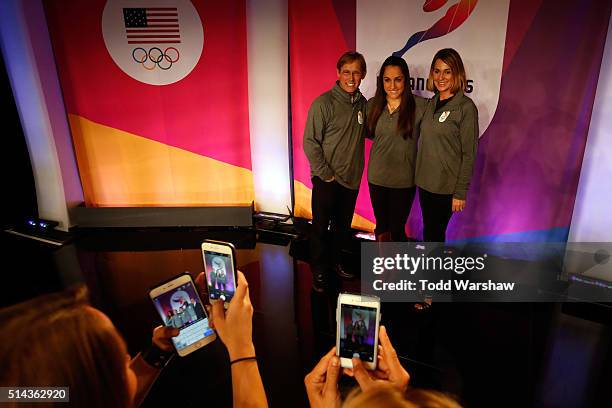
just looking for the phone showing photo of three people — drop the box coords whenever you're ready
[201,240,237,309]
[336,293,381,370]
[149,273,216,357]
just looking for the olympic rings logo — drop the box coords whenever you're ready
[131,47,180,71]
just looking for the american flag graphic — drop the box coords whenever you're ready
[123,7,180,44]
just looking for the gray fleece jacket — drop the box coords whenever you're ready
[367,95,427,188]
[415,91,479,200]
[303,82,367,190]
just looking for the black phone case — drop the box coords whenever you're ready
[201,239,238,289]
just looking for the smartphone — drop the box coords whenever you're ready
[336,293,381,370]
[149,273,216,357]
[201,240,237,308]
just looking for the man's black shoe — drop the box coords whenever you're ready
[334,264,356,280]
[312,272,327,292]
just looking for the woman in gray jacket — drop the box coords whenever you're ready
[415,48,479,242]
[367,56,426,241]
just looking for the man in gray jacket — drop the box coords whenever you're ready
[303,51,367,291]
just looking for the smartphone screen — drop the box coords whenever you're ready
[339,304,378,363]
[151,281,215,353]
[203,250,236,302]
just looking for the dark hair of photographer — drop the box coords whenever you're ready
[0,286,137,407]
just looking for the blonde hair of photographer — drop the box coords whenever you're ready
[305,325,461,408]
[344,385,461,408]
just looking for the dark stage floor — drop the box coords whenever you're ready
[2,227,612,408]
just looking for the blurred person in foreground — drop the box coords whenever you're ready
[0,271,266,408]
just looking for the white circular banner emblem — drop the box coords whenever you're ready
[102,0,203,86]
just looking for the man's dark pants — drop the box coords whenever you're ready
[310,176,359,279]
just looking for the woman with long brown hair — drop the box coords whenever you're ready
[367,56,427,241]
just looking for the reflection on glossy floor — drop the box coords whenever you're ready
[3,229,612,408]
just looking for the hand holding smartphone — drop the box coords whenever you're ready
[149,273,216,357]
[201,240,237,308]
[336,293,381,370]
[209,270,256,361]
